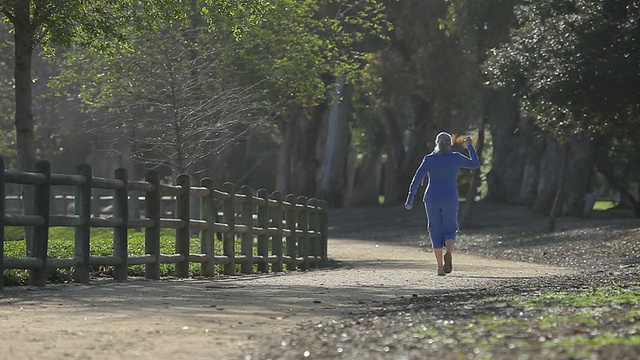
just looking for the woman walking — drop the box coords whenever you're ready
[404,132,480,276]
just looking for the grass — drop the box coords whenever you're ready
[550,333,640,347]
[593,200,617,211]
[410,285,640,358]
[521,286,640,308]
[3,226,259,286]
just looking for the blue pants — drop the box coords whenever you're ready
[424,200,459,248]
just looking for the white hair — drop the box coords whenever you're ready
[434,132,452,153]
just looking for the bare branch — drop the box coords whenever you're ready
[1,8,16,24]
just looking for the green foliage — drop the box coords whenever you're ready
[0,1,185,54]
[349,53,386,154]
[445,0,517,60]
[485,0,640,137]
[221,0,391,108]
[201,0,271,38]
[51,4,272,173]
[48,0,390,174]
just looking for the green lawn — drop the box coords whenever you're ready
[2,226,237,285]
[593,200,616,211]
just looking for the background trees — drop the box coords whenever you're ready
[58,23,269,178]
[1,0,637,221]
[1,0,179,173]
[485,0,640,219]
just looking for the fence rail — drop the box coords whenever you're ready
[0,158,328,290]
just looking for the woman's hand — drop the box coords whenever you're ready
[464,136,473,146]
[404,202,413,210]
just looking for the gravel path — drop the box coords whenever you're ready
[1,201,638,360]
[0,238,567,360]
[243,202,640,360]
[247,267,640,360]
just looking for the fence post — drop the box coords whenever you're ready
[113,168,129,281]
[320,199,329,262]
[145,171,161,280]
[175,174,191,278]
[308,198,319,268]
[256,189,269,273]
[0,157,4,291]
[297,196,309,270]
[130,167,142,232]
[200,178,216,276]
[285,194,297,271]
[270,191,284,273]
[222,182,236,275]
[73,164,92,283]
[315,199,324,267]
[30,160,51,287]
[239,185,254,274]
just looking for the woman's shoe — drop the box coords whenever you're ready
[437,266,446,276]
[444,252,452,274]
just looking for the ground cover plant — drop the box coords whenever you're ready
[2,226,241,285]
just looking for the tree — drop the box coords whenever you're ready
[217,0,390,202]
[315,0,390,206]
[351,0,475,206]
[0,21,16,167]
[57,28,269,177]
[485,0,640,225]
[487,0,640,134]
[1,1,167,172]
[445,0,519,226]
[593,127,640,217]
[1,0,269,257]
[1,0,271,171]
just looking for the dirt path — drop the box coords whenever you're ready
[0,233,572,360]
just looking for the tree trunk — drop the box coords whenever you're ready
[516,118,544,205]
[400,95,436,203]
[562,137,595,217]
[533,139,561,214]
[380,94,435,207]
[547,142,569,232]
[485,89,524,203]
[344,146,358,205]
[517,144,545,205]
[276,102,325,197]
[291,105,324,197]
[346,150,383,207]
[275,116,293,194]
[460,110,485,228]
[377,106,406,206]
[596,148,640,218]
[317,79,352,206]
[14,1,36,252]
[14,0,35,173]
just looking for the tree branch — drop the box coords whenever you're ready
[1,8,16,24]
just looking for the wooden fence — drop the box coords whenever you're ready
[0,157,328,290]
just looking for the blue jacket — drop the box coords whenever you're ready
[406,144,480,205]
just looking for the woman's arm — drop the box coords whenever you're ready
[458,136,480,169]
[405,156,429,208]
[458,144,480,169]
